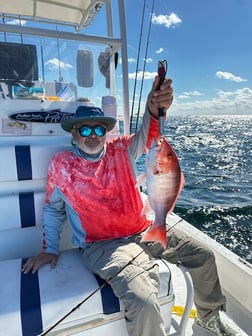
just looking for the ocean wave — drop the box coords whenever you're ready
[175,204,252,263]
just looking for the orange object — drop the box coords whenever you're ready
[45,96,61,101]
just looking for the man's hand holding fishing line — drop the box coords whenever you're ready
[147,76,173,118]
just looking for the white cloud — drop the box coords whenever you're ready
[129,71,156,80]
[216,71,247,82]
[216,90,234,99]
[172,87,252,115]
[151,13,182,28]
[155,48,164,54]
[178,91,202,99]
[217,87,252,102]
[128,57,136,63]
[45,58,72,70]
[144,58,153,63]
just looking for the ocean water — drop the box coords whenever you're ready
[135,115,252,263]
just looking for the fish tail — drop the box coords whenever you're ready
[141,225,167,249]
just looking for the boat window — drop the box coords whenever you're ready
[0,35,118,104]
[0,42,38,83]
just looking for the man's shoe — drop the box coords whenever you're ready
[192,313,237,336]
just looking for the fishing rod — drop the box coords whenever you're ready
[157,60,168,136]
[130,0,147,133]
[39,217,184,335]
[134,0,155,133]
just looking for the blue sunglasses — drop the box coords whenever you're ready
[75,125,107,137]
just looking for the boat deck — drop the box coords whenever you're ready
[169,262,249,335]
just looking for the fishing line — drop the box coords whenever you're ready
[166,218,184,233]
[56,25,63,82]
[39,217,184,335]
[130,0,147,133]
[134,0,155,133]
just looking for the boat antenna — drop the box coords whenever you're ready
[2,15,7,42]
[134,0,155,133]
[19,16,23,43]
[40,38,45,81]
[130,0,147,133]
[56,25,63,82]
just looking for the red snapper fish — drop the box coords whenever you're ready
[141,137,185,249]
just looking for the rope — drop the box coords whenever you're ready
[172,306,196,319]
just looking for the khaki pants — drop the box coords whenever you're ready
[82,227,226,336]
[82,239,166,336]
[148,226,226,320]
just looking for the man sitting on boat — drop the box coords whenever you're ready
[22,77,236,336]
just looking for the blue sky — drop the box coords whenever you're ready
[124,0,252,115]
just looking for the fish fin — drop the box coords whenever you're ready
[180,172,185,191]
[141,197,154,218]
[141,225,167,249]
[167,171,186,213]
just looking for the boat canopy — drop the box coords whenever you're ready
[0,0,104,31]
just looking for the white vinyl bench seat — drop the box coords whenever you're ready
[0,249,174,335]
